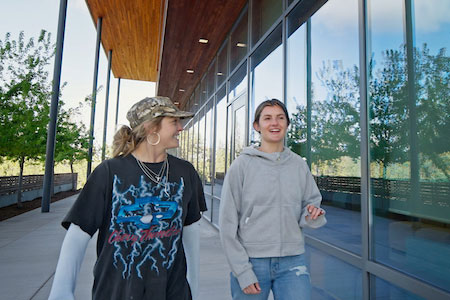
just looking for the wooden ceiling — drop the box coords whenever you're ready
[85,0,247,107]
[157,0,247,107]
[85,0,165,81]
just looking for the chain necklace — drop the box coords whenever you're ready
[134,155,170,197]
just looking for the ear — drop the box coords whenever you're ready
[253,122,260,133]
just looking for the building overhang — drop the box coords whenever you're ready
[85,0,247,107]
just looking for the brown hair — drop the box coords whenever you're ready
[112,117,163,157]
[253,99,290,127]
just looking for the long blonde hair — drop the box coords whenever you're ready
[112,117,163,157]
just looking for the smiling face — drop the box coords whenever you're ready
[253,105,288,146]
[155,116,183,150]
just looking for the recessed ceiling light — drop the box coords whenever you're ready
[217,72,223,76]
[186,69,194,74]
[179,88,185,92]
[199,38,209,44]
[236,42,247,48]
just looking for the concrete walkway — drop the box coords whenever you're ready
[0,195,231,300]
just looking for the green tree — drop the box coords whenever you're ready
[54,103,89,190]
[0,30,54,207]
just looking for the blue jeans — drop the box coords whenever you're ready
[230,254,311,300]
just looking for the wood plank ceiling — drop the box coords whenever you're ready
[157,0,247,107]
[85,0,165,82]
[85,0,247,107]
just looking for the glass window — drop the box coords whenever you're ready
[200,77,207,106]
[371,276,424,300]
[251,0,282,46]
[204,99,214,195]
[369,0,450,292]
[213,87,227,198]
[250,24,282,144]
[207,60,216,99]
[187,122,193,163]
[230,8,248,73]
[192,115,198,170]
[194,85,201,111]
[217,40,228,88]
[229,62,247,101]
[180,131,184,159]
[286,5,307,159]
[198,107,206,181]
[306,0,361,255]
[306,245,362,299]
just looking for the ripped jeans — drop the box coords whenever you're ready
[230,254,311,300]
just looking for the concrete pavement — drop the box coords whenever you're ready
[0,195,232,300]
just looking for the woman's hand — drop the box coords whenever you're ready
[243,282,261,294]
[305,204,325,221]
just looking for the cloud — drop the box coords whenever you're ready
[313,0,450,34]
[414,0,450,33]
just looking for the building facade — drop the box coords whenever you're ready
[178,0,450,299]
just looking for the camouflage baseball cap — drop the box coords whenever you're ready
[126,96,194,128]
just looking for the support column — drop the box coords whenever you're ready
[101,49,112,161]
[42,0,68,213]
[87,17,102,178]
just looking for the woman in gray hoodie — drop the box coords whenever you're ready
[219,99,326,300]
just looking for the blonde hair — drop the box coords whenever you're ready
[112,117,163,157]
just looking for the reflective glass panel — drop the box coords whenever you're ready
[200,77,207,106]
[217,41,228,88]
[204,99,214,194]
[192,115,198,170]
[250,24,282,144]
[188,122,193,162]
[369,0,450,291]
[307,0,361,254]
[230,8,248,73]
[207,60,216,99]
[229,62,247,101]
[306,245,362,300]
[251,0,282,46]
[286,4,307,158]
[198,108,205,180]
[214,87,227,198]
[371,276,424,300]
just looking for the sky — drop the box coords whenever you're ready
[0,0,156,148]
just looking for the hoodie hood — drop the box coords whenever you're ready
[240,145,293,164]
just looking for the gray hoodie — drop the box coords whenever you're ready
[219,145,326,289]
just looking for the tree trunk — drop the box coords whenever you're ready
[70,161,75,191]
[16,156,25,208]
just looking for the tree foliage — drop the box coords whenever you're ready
[287,43,450,180]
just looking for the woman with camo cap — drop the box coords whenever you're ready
[49,96,206,300]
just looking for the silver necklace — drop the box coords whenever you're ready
[136,158,167,182]
[134,155,170,197]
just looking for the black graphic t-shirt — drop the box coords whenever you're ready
[62,154,206,300]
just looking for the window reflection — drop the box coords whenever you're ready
[229,62,247,101]
[251,0,282,46]
[306,245,362,300]
[371,276,424,300]
[305,0,361,255]
[369,0,450,292]
[286,7,307,159]
[204,100,214,195]
[207,60,216,99]
[230,8,248,73]
[213,87,227,198]
[198,108,205,180]
[250,24,282,144]
[217,41,228,88]
[192,115,198,170]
